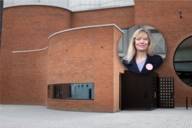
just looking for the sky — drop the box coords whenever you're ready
[4,0,134,11]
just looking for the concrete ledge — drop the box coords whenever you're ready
[48,24,123,39]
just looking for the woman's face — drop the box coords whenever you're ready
[134,32,149,52]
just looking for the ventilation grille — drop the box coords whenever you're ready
[158,77,174,108]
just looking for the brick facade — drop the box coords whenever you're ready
[1,0,192,111]
[134,0,192,106]
[48,25,122,112]
[0,5,71,104]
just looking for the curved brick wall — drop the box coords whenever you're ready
[1,5,71,105]
[72,6,134,28]
[48,25,123,112]
[135,0,192,106]
[2,5,71,50]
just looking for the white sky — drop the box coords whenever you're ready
[4,0,134,11]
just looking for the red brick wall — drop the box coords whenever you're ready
[48,25,122,112]
[1,5,71,105]
[135,0,192,106]
[0,47,1,103]
[1,50,48,104]
[0,31,1,103]
[1,1,191,108]
[113,28,124,111]
[72,6,134,28]
[2,5,71,49]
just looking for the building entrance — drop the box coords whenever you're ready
[120,71,158,110]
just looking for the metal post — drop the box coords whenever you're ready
[186,96,188,110]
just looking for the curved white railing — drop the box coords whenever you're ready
[12,46,48,53]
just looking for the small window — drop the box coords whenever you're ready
[48,83,94,100]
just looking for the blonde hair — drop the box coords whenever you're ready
[124,27,154,63]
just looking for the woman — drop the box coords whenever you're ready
[123,27,163,74]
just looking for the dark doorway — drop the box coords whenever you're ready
[120,71,158,110]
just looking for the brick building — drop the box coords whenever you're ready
[0,0,192,112]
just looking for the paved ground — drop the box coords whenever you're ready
[0,105,192,128]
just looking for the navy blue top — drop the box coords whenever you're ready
[123,54,163,74]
